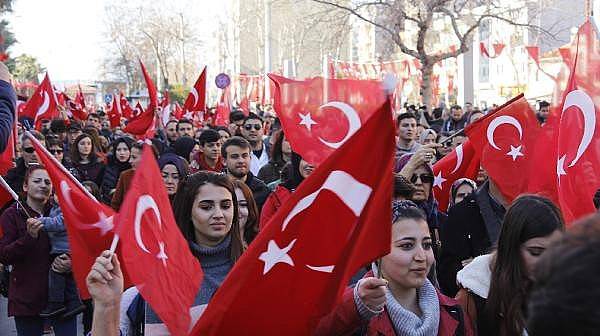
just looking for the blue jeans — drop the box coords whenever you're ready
[14,316,77,336]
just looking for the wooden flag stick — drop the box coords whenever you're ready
[0,175,33,218]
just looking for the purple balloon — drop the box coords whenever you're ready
[215,73,231,89]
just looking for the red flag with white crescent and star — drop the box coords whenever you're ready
[550,21,600,223]
[66,93,88,121]
[28,132,123,299]
[19,74,60,130]
[124,61,158,137]
[191,100,394,335]
[465,94,540,203]
[269,74,387,165]
[183,67,206,114]
[108,94,122,128]
[119,93,134,120]
[432,140,481,211]
[214,87,231,126]
[117,145,203,336]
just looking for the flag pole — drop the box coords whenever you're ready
[109,234,119,254]
[0,175,33,218]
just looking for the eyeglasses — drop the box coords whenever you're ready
[22,147,35,154]
[49,149,64,154]
[410,174,434,184]
[244,124,262,131]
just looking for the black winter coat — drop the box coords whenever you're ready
[438,182,505,297]
[245,172,271,213]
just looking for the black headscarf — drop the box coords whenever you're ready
[108,137,134,172]
[282,152,304,191]
[173,137,197,162]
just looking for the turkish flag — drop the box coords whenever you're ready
[238,96,250,116]
[214,87,231,126]
[465,94,540,202]
[183,67,206,113]
[66,95,88,121]
[27,132,120,298]
[172,102,184,120]
[159,91,171,126]
[120,93,134,120]
[552,21,600,223]
[269,74,387,165]
[124,61,157,137]
[0,101,16,175]
[19,74,60,130]
[117,145,203,336]
[107,95,122,128]
[432,140,481,211]
[191,100,394,335]
[75,85,86,109]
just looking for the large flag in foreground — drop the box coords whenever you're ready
[552,21,600,223]
[465,94,540,202]
[192,100,394,335]
[117,145,203,336]
[28,133,117,298]
[269,74,387,165]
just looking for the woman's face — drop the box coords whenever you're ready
[23,169,52,202]
[191,183,234,247]
[422,133,436,145]
[77,137,93,157]
[411,165,432,202]
[299,159,315,179]
[520,230,562,279]
[161,164,180,196]
[235,187,249,234]
[381,218,434,290]
[115,142,130,163]
[454,184,474,205]
[130,147,142,169]
[281,137,292,155]
[49,145,64,162]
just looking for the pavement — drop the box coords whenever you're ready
[1,296,84,335]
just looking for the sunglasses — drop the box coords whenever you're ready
[22,147,35,154]
[244,124,262,131]
[410,173,434,184]
[49,149,64,154]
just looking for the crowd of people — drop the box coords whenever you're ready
[0,63,597,336]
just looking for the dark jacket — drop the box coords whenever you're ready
[245,172,270,213]
[0,80,16,153]
[441,116,468,136]
[101,157,131,204]
[73,159,105,187]
[438,182,506,297]
[316,272,474,336]
[257,160,286,185]
[4,157,26,194]
[0,201,52,316]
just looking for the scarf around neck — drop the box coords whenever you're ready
[385,279,440,336]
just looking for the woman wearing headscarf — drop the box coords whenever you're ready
[100,137,133,204]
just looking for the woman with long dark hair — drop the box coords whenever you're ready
[70,133,105,187]
[455,195,564,335]
[233,180,259,246]
[114,171,244,335]
[100,137,133,204]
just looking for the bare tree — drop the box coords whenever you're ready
[311,0,559,109]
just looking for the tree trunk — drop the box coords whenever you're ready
[421,63,434,111]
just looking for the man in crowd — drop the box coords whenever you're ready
[86,112,102,131]
[222,136,271,211]
[537,100,550,124]
[164,119,179,145]
[441,105,468,136]
[5,131,45,192]
[228,110,246,136]
[190,129,224,173]
[176,118,194,138]
[395,112,421,157]
[241,114,270,176]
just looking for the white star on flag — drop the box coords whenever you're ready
[433,172,447,189]
[183,111,194,120]
[557,155,567,179]
[157,242,168,267]
[506,145,524,161]
[259,239,297,275]
[92,212,114,236]
[298,112,317,132]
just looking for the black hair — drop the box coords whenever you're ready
[391,200,427,223]
[221,136,251,159]
[229,110,246,122]
[538,100,550,108]
[243,113,263,125]
[396,112,418,126]
[527,215,600,336]
[176,118,193,131]
[213,126,231,137]
[198,129,220,146]
[394,174,416,200]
